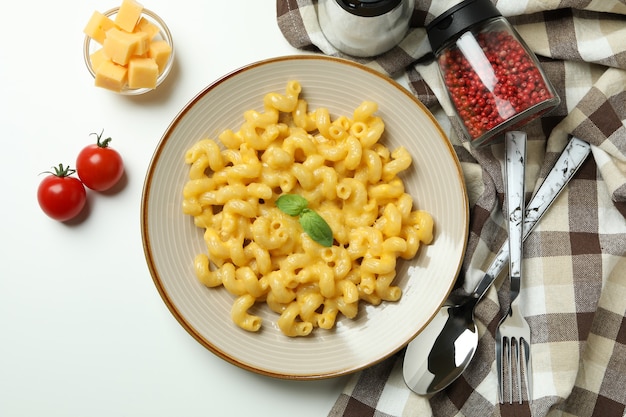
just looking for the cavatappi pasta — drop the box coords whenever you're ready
[182,81,434,337]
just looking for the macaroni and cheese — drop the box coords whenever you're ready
[182,81,434,337]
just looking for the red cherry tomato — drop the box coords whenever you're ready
[37,164,87,221]
[76,130,124,191]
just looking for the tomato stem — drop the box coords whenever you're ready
[40,163,76,177]
[91,129,113,148]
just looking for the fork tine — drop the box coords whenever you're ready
[522,338,533,403]
[497,335,503,403]
[498,334,514,404]
[507,338,513,404]
[514,338,523,404]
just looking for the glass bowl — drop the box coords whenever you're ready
[83,7,174,95]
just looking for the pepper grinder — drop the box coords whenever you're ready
[318,0,414,57]
[427,0,560,147]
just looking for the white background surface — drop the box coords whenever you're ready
[0,1,355,416]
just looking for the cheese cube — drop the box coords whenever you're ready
[133,31,151,56]
[94,60,128,92]
[89,48,109,72]
[83,11,116,44]
[148,40,172,73]
[135,17,160,39]
[115,0,144,32]
[128,57,158,89]
[103,27,142,65]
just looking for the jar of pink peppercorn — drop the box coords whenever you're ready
[427,0,560,147]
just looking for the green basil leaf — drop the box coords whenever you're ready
[275,194,309,216]
[299,209,333,247]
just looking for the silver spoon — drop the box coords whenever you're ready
[403,135,591,395]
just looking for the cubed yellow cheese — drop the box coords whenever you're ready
[103,27,141,66]
[89,48,109,72]
[115,0,144,32]
[148,40,172,73]
[83,11,116,44]
[128,57,158,89]
[94,60,128,92]
[133,31,151,56]
[85,1,170,92]
[135,17,159,39]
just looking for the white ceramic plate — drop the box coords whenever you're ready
[141,55,468,379]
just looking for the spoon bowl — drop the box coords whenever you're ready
[403,299,478,394]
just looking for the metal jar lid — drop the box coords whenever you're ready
[426,0,501,54]
[335,0,403,17]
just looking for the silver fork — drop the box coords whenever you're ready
[496,131,532,404]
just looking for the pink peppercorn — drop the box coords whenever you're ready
[427,0,560,147]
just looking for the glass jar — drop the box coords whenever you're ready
[318,0,414,57]
[427,0,560,147]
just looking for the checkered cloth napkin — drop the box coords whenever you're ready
[277,0,626,416]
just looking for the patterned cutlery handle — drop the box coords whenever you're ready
[472,137,591,299]
[504,131,526,288]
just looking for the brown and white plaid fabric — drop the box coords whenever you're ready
[277,1,626,416]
